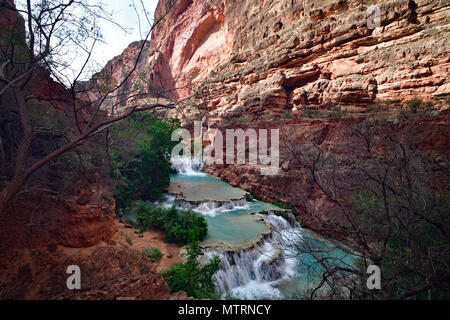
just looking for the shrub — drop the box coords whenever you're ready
[330,106,348,118]
[133,202,208,244]
[366,103,387,113]
[125,235,133,246]
[251,194,293,210]
[162,242,220,299]
[297,217,307,228]
[142,247,164,264]
[405,98,433,113]
[281,110,295,119]
[235,115,253,123]
[165,209,208,244]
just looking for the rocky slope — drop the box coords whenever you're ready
[0,245,189,300]
[0,186,117,249]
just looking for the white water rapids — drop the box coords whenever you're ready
[166,156,357,299]
[168,156,306,299]
[206,213,303,300]
[170,155,205,175]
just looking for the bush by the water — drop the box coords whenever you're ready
[133,201,208,244]
[162,242,220,299]
[142,247,164,264]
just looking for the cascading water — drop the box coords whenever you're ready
[207,212,302,300]
[166,155,356,300]
[160,196,249,217]
[170,155,205,175]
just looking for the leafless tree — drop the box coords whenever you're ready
[278,120,450,299]
[0,0,191,217]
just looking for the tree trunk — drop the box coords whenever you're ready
[0,176,32,218]
[0,85,33,217]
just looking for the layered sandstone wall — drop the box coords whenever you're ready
[82,0,450,238]
[86,0,450,122]
[143,0,450,237]
[147,0,449,123]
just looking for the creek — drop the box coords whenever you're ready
[163,156,357,299]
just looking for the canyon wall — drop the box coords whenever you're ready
[142,0,450,237]
[145,0,450,123]
[81,0,449,238]
[204,115,450,239]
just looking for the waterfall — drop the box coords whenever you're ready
[158,194,248,217]
[171,155,205,175]
[158,166,320,299]
[206,212,303,300]
[178,199,249,217]
[157,190,304,299]
[155,170,356,299]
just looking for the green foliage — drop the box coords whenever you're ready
[281,110,295,119]
[125,235,133,246]
[235,115,253,124]
[429,150,438,161]
[162,242,220,299]
[297,217,307,228]
[221,115,253,126]
[330,106,348,118]
[405,98,433,113]
[110,113,181,209]
[133,201,208,244]
[301,106,348,119]
[271,201,293,210]
[142,247,164,264]
[301,108,321,119]
[366,103,388,113]
[366,100,400,113]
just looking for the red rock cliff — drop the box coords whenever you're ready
[142,0,450,238]
[84,0,450,239]
[145,0,449,122]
